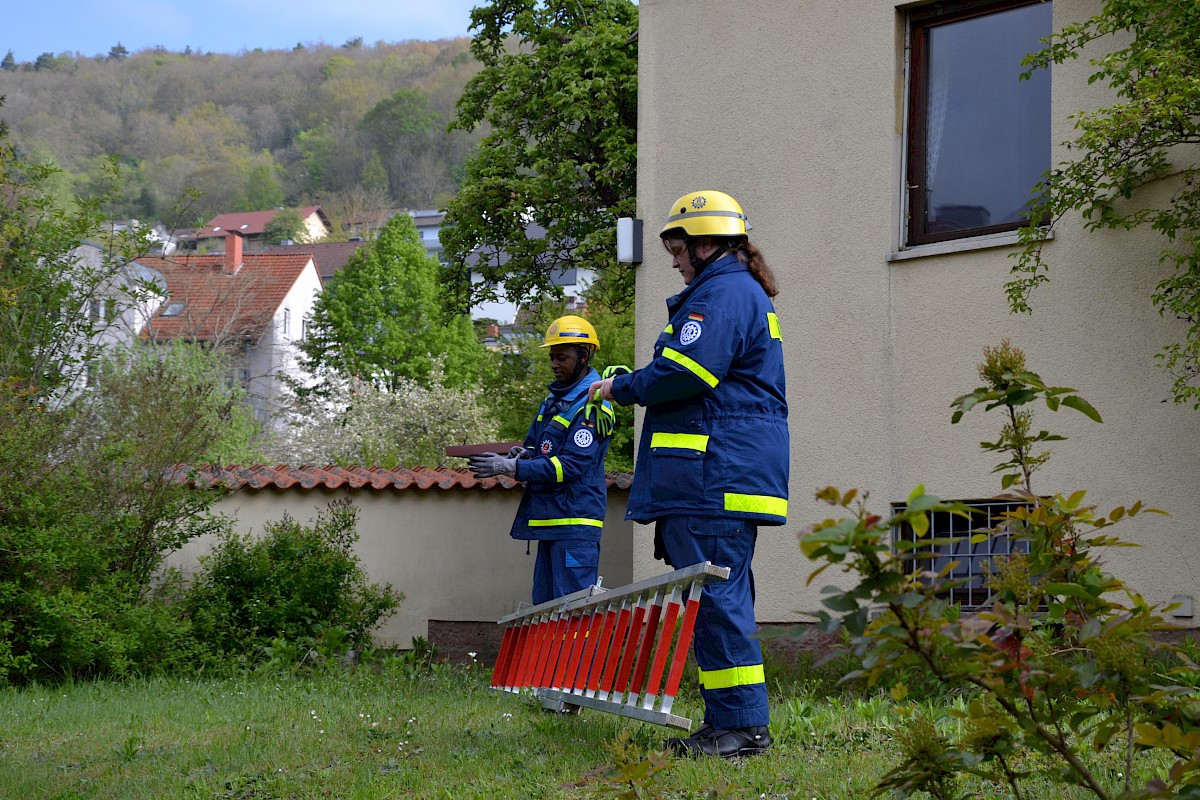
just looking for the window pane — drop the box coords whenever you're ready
[908,1,1052,244]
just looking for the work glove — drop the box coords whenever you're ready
[601,365,632,380]
[506,445,530,459]
[468,452,518,479]
[583,395,616,438]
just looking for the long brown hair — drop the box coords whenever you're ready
[730,239,778,297]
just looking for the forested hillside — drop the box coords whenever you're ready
[0,39,482,227]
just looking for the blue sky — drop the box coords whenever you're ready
[3,0,483,62]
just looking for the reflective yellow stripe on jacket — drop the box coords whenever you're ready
[527,518,604,528]
[650,432,710,452]
[698,664,765,690]
[662,347,719,388]
[724,493,788,517]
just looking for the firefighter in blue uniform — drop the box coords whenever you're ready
[590,190,788,758]
[469,316,616,605]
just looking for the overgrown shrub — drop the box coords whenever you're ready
[0,110,259,685]
[801,341,1198,800]
[183,500,402,661]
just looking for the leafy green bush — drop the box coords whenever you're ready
[0,111,262,685]
[800,341,1197,800]
[184,500,402,662]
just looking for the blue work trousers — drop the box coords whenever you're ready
[531,539,600,606]
[658,516,768,730]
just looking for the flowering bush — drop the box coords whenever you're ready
[269,365,498,468]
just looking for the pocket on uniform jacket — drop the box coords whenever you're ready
[648,448,705,503]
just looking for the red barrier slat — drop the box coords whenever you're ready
[599,603,632,695]
[538,615,568,688]
[628,595,663,701]
[562,609,593,691]
[530,616,555,688]
[586,607,618,693]
[553,616,583,689]
[508,623,532,690]
[520,616,550,688]
[664,594,702,697]
[644,597,682,701]
[613,602,647,696]
[572,608,605,692]
[491,625,518,687]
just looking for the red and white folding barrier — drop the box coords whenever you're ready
[490,562,730,730]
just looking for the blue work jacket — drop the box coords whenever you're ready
[611,252,789,525]
[511,368,614,542]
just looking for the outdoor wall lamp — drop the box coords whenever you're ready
[616,217,643,265]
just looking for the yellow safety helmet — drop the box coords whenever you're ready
[540,315,600,349]
[660,190,750,239]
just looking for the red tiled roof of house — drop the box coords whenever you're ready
[136,253,313,342]
[260,240,368,281]
[178,465,633,492]
[197,207,325,239]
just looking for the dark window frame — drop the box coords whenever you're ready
[905,0,1051,246]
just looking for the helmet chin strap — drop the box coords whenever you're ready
[687,239,730,277]
[564,345,593,386]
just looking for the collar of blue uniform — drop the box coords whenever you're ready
[546,367,599,401]
[665,251,747,312]
[539,367,601,421]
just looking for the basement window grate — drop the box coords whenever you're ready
[891,498,1031,611]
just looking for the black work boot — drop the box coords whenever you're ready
[669,726,771,758]
[665,722,715,753]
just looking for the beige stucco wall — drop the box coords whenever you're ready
[166,487,634,648]
[634,0,1200,624]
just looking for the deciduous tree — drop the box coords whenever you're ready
[1011,0,1200,406]
[262,208,306,244]
[299,213,484,393]
[441,0,638,313]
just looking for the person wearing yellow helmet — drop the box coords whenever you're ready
[469,314,616,604]
[590,190,788,758]
[540,314,601,386]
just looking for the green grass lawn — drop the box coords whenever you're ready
[0,655,1163,799]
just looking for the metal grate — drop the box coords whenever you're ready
[891,498,1030,611]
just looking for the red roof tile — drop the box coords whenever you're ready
[136,253,313,342]
[260,240,369,281]
[178,465,632,492]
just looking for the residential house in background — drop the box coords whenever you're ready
[465,222,594,325]
[102,219,180,256]
[260,210,442,288]
[340,209,445,260]
[410,209,445,261]
[135,231,322,421]
[261,241,369,286]
[50,242,169,406]
[188,207,333,251]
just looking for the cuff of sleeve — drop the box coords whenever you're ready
[611,373,636,406]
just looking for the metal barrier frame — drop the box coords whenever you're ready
[491,562,730,730]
